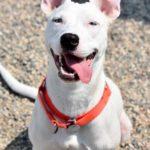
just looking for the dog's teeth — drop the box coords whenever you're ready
[59,56,61,62]
[59,56,63,66]
[60,67,75,78]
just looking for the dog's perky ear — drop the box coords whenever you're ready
[98,0,121,19]
[41,0,62,15]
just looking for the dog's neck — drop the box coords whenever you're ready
[46,55,106,117]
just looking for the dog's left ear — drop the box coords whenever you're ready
[41,0,63,15]
[96,0,121,19]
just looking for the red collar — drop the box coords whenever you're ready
[38,79,111,129]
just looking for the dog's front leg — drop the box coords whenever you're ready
[120,110,132,142]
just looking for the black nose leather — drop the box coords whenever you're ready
[60,33,79,51]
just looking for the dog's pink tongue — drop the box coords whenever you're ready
[65,55,92,83]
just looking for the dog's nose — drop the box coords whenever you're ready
[60,33,79,52]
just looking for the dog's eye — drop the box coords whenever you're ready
[52,18,63,23]
[89,21,99,26]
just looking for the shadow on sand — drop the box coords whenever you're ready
[5,129,32,150]
[120,0,150,23]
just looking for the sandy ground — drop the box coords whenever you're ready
[0,0,149,149]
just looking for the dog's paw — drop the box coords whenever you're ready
[120,111,132,143]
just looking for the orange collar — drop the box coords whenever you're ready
[38,79,111,130]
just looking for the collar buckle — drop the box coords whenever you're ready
[67,118,80,133]
[67,117,76,126]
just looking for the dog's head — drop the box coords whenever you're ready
[41,0,121,84]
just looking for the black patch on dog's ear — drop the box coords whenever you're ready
[71,0,89,4]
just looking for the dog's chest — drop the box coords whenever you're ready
[29,96,121,150]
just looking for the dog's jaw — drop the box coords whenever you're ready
[46,52,106,116]
[50,48,98,83]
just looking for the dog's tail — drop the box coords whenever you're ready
[0,63,38,100]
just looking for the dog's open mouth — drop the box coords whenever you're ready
[51,49,98,83]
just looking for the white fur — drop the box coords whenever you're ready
[29,0,132,149]
[0,63,37,99]
[0,0,132,149]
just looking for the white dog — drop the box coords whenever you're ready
[0,0,132,149]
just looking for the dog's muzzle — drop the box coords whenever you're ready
[50,48,98,83]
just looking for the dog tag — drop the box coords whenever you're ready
[67,125,80,133]
[51,124,59,134]
[53,126,59,134]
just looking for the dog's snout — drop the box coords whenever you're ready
[60,33,79,52]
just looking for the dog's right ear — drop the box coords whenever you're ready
[41,0,63,15]
[96,0,121,20]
